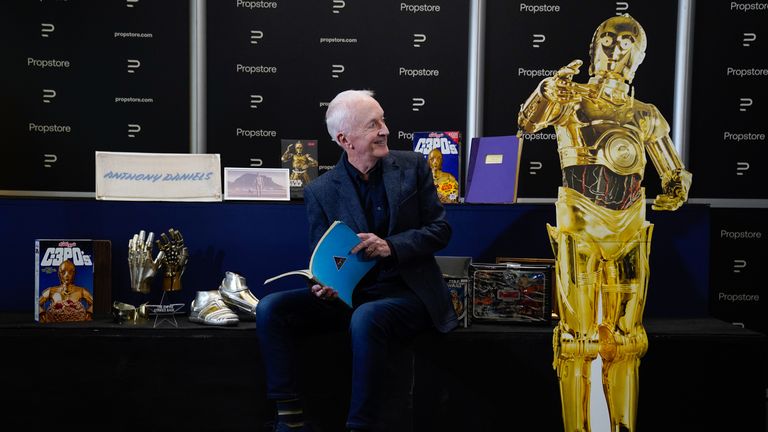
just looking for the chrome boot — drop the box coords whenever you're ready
[189,290,239,326]
[218,271,259,320]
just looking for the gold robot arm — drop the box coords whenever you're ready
[38,289,51,311]
[281,144,294,162]
[644,107,692,211]
[518,59,584,133]
[82,288,94,314]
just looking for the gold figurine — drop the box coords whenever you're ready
[281,141,319,188]
[427,148,460,203]
[518,15,691,431]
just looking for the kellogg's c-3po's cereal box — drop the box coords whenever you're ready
[35,239,96,323]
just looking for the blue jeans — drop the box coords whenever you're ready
[256,283,431,430]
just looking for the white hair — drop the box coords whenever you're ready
[325,89,375,146]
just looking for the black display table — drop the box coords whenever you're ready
[1,315,765,431]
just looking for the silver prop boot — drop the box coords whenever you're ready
[218,271,259,319]
[189,290,239,326]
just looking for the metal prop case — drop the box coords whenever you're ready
[517,14,691,432]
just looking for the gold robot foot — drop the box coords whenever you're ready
[189,291,239,326]
[218,271,259,320]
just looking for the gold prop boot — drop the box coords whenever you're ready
[218,271,259,319]
[189,290,239,326]
[112,301,149,325]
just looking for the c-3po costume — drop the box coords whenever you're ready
[518,15,691,432]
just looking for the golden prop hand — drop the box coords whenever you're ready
[156,228,189,292]
[652,170,692,211]
[542,59,585,103]
[128,230,164,294]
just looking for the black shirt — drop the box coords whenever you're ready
[342,153,401,290]
[343,153,389,237]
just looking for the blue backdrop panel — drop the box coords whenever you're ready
[0,199,709,319]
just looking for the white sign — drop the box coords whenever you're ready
[95,151,222,201]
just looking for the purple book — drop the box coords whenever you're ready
[465,135,523,204]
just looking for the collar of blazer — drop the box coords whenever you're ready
[331,153,403,235]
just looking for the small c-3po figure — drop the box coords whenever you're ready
[427,148,459,203]
[518,15,691,432]
[281,141,318,187]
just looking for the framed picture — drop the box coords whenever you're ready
[224,167,290,201]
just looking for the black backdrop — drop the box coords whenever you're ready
[0,0,190,193]
[205,0,470,178]
[482,0,678,199]
[688,1,768,199]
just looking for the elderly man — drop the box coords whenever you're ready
[256,89,456,432]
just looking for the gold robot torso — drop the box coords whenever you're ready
[433,171,459,203]
[291,154,314,174]
[553,84,667,210]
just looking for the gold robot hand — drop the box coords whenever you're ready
[652,169,692,211]
[518,59,587,132]
[542,59,585,103]
[155,228,189,292]
[128,230,165,294]
[281,144,294,162]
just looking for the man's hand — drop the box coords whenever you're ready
[128,230,165,294]
[311,284,338,301]
[351,233,391,259]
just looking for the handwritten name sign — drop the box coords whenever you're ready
[95,151,222,201]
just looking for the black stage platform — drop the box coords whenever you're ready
[1,314,765,431]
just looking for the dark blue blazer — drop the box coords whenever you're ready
[304,150,457,333]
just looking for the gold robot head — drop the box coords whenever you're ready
[294,142,304,153]
[427,148,443,172]
[58,259,76,286]
[588,14,647,83]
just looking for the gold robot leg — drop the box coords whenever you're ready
[548,224,601,432]
[598,224,653,432]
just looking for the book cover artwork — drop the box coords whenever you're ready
[412,131,461,203]
[436,256,472,328]
[264,221,375,307]
[465,135,523,204]
[281,139,319,199]
[447,277,469,327]
[35,240,95,323]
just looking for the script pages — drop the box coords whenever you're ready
[465,135,523,204]
[263,221,376,307]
